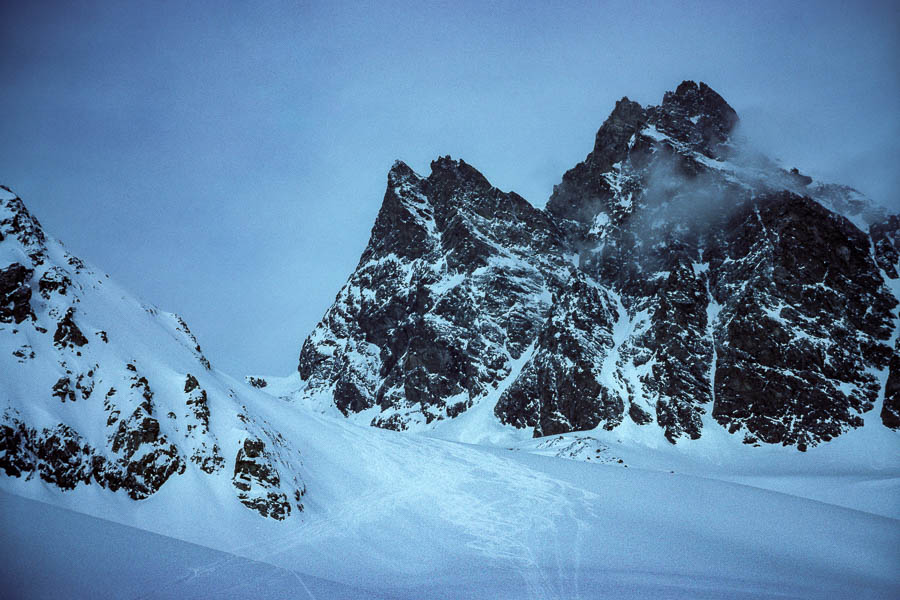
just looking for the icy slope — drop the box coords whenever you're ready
[0,187,305,519]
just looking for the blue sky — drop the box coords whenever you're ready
[1,0,898,375]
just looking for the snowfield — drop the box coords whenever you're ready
[3,393,898,599]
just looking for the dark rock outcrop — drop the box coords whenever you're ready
[652,80,739,157]
[53,307,89,348]
[871,215,900,279]
[708,192,894,449]
[495,273,622,436]
[247,376,268,389]
[233,438,295,520]
[2,410,184,500]
[0,263,34,324]
[883,344,900,430]
[182,373,224,474]
[110,397,185,497]
[38,267,73,298]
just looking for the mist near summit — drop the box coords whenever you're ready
[0,0,897,376]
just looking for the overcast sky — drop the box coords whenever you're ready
[1,0,898,376]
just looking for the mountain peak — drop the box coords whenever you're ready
[425,155,494,197]
[609,96,644,121]
[591,97,647,156]
[1,185,47,253]
[390,159,413,173]
[387,159,420,187]
[662,81,735,116]
[656,80,739,148]
[0,184,18,200]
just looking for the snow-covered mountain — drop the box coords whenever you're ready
[290,81,900,451]
[1,81,899,598]
[0,186,305,519]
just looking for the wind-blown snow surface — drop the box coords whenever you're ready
[3,395,898,599]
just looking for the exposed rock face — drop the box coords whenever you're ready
[0,189,305,517]
[545,97,649,228]
[298,157,571,428]
[871,215,900,279]
[109,394,186,499]
[0,263,34,324]
[708,192,894,449]
[495,272,622,437]
[870,215,900,430]
[233,439,290,519]
[1,408,184,500]
[53,307,89,348]
[653,80,739,157]
[545,80,738,237]
[182,374,224,474]
[295,80,900,449]
[246,376,268,389]
[0,189,46,252]
[883,345,900,430]
[38,266,73,298]
[232,423,305,520]
[1,418,94,489]
[51,376,76,403]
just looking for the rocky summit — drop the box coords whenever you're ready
[294,80,900,450]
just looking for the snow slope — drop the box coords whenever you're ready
[3,397,898,599]
[0,490,387,600]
